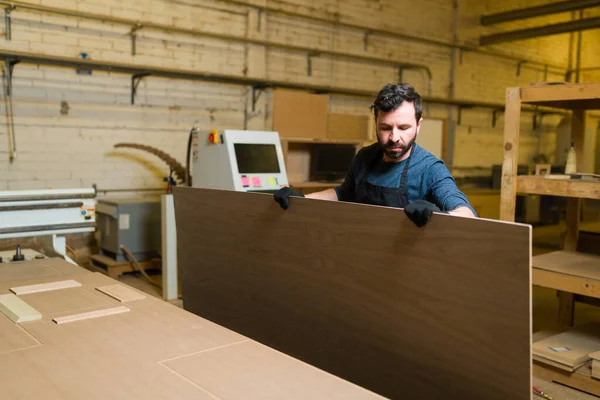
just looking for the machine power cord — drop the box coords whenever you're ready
[65,244,78,263]
[120,244,162,289]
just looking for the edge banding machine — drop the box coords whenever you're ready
[0,188,96,264]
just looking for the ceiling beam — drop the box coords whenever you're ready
[480,17,600,45]
[481,0,600,26]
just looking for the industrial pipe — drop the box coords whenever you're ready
[0,0,567,76]
[481,0,600,26]
[0,0,432,79]
[211,0,568,74]
[480,16,600,46]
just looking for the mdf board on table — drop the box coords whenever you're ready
[0,259,383,400]
[173,187,532,400]
[272,89,328,139]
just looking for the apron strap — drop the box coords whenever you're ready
[397,143,415,191]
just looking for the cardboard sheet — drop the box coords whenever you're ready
[173,187,532,400]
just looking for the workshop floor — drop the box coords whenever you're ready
[106,235,600,400]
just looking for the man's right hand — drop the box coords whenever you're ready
[274,187,304,209]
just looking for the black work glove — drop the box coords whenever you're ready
[404,200,445,227]
[274,187,304,210]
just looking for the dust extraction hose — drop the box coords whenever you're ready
[120,245,162,289]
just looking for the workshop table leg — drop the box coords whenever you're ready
[558,291,575,327]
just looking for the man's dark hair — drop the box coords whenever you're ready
[370,83,423,122]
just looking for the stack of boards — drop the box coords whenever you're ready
[534,322,600,374]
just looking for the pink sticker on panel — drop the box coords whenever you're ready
[252,177,261,187]
[241,176,250,187]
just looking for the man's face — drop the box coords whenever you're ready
[376,101,422,162]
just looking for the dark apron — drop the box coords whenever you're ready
[355,147,413,208]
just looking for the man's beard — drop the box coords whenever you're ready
[378,134,416,160]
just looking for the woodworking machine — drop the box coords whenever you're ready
[191,129,289,193]
[0,188,96,264]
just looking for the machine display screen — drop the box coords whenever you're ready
[234,143,280,174]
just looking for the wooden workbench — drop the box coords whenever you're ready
[0,257,384,399]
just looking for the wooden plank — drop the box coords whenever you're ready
[10,279,81,295]
[173,187,532,400]
[533,269,600,298]
[516,176,600,199]
[0,294,41,323]
[572,109,586,172]
[52,305,130,324]
[500,87,522,221]
[96,284,146,302]
[520,82,600,108]
[564,108,586,252]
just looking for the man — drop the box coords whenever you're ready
[274,83,476,226]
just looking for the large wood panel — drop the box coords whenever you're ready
[173,187,532,400]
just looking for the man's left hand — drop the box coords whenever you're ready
[404,200,445,227]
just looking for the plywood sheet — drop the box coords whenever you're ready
[163,341,381,400]
[0,293,41,323]
[173,187,532,400]
[273,89,328,139]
